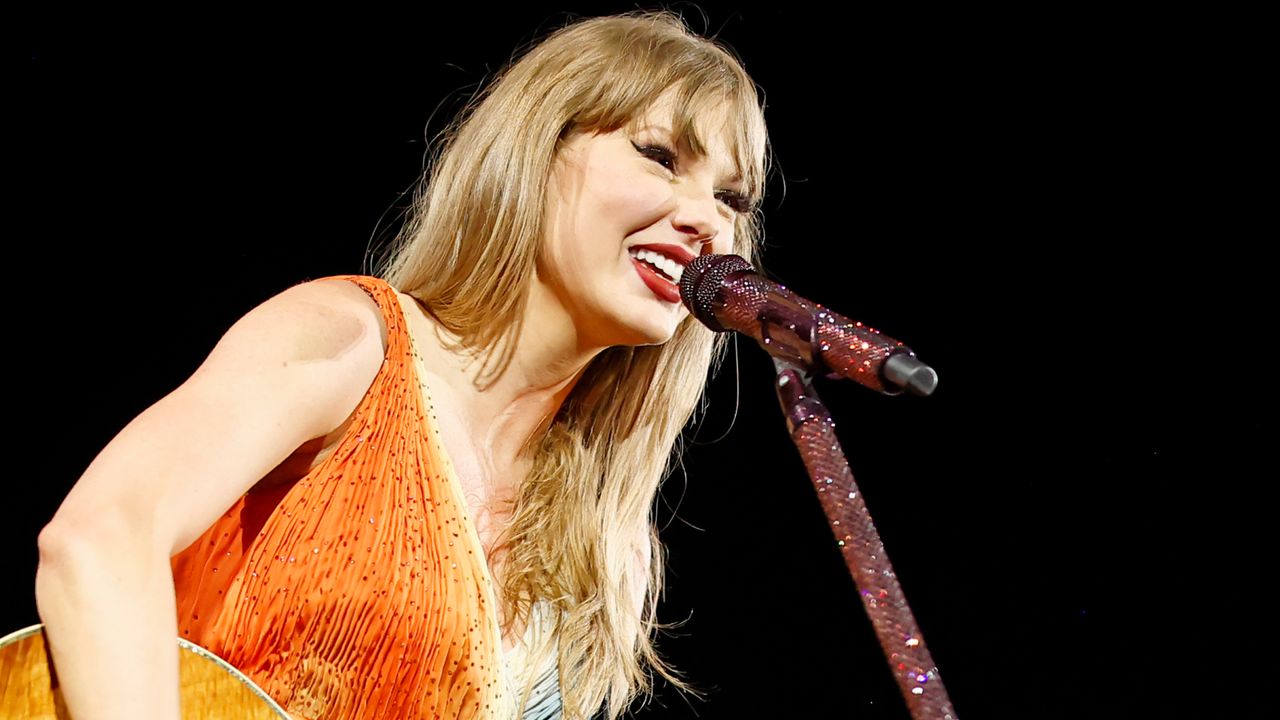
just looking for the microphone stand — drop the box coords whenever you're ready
[763,326,958,718]
[773,361,955,719]
[680,252,956,716]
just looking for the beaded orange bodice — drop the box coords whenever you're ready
[171,275,521,719]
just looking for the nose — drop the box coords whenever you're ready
[670,185,722,248]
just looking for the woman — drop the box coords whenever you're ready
[35,10,768,720]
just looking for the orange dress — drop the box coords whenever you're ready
[171,275,555,719]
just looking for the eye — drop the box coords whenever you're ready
[634,141,757,215]
[632,142,676,171]
[715,190,756,215]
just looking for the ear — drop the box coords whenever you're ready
[629,534,654,619]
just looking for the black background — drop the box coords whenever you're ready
[16,4,1270,719]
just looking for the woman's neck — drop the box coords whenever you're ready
[411,283,602,471]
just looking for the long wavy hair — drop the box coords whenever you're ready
[377,11,769,719]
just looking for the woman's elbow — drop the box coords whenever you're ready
[36,506,165,585]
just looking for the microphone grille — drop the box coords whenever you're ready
[679,253,753,332]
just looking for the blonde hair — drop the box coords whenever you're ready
[378,11,769,719]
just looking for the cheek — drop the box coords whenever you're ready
[588,164,670,229]
[543,178,612,279]
[541,226,591,290]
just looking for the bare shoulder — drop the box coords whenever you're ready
[208,278,378,360]
[306,277,390,351]
[40,277,398,557]
[184,277,393,445]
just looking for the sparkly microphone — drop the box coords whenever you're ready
[678,254,938,396]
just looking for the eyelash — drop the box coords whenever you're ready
[632,142,755,214]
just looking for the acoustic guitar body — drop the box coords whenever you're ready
[0,624,290,719]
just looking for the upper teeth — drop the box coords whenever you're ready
[629,248,685,283]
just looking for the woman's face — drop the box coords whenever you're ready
[538,94,747,349]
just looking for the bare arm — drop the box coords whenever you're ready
[35,278,388,720]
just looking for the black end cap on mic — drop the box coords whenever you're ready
[882,351,939,397]
[679,253,753,332]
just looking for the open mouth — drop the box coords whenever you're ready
[628,247,684,284]
[628,248,684,304]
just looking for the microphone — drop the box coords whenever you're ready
[678,254,938,396]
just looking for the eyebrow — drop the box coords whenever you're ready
[635,124,744,186]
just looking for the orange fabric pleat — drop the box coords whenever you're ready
[171,275,514,720]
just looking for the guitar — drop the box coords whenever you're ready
[0,624,291,719]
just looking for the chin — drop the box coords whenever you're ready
[615,312,680,347]
[619,326,674,348]
[599,292,689,347]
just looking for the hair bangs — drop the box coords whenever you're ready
[666,75,767,210]
[565,24,767,215]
